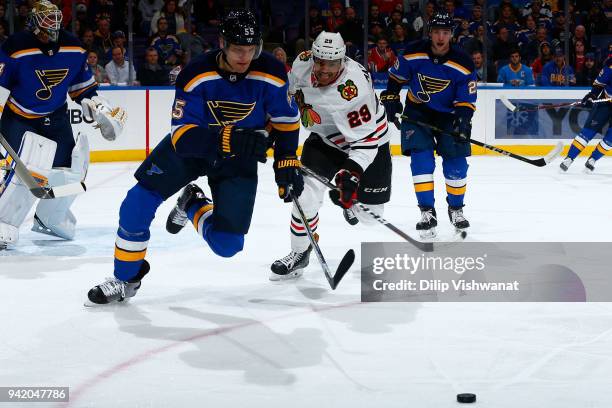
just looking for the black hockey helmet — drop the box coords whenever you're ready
[429,12,454,31]
[219,10,262,58]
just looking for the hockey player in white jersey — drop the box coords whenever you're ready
[270,31,392,280]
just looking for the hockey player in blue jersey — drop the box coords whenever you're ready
[86,10,303,305]
[560,56,612,173]
[0,0,127,249]
[381,12,477,239]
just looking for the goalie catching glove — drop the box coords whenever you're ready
[329,160,363,209]
[273,156,303,202]
[81,96,127,141]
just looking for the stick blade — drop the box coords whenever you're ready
[331,249,355,290]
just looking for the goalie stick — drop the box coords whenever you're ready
[300,166,465,252]
[290,187,355,290]
[500,95,611,112]
[396,114,563,167]
[0,132,86,199]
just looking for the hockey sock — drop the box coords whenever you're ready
[290,212,319,252]
[442,157,468,207]
[187,200,214,234]
[410,150,435,207]
[114,183,163,281]
[186,200,242,257]
[590,131,612,161]
[567,130,596,160]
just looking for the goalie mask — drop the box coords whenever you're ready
[28,0,63,43]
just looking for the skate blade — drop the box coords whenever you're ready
[418,228,437,241]
[269,269,304,282]
[583,167,594,174]
[83,297,133,308]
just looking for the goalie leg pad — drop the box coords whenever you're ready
[32,133,89,240]
[0,131,57,233]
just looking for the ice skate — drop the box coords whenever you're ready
[448,206,470,232]
[270,234,318,281]
[166,184,211,234]
[584,158,596,173]
[416,206,437,239]
[559,157,573,172]
[85,261,150,306]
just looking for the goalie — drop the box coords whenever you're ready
[0,0,126,249]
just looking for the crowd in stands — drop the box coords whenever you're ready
[0,0,609,87]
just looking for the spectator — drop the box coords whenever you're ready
[517,16,538,60]
[368,4,385,27]
[138,0,164,35]
[273,47,291,73]
[150,18,181,68]
[572,25,589,50]
[105,46,137,85]
[464,23,486,55]
[491,27,516,70]
[326,2,345,33]
[74,3,89,33]
[413,1,435,39]
[523,26,549,63]
[367,36,397,72]
[373,0,403,15]
[497,49,535,86]
[138,48,168,86]
[571,39,587,74]
[493,4,521,36]
[151,0,185,36]
[14,3,29,32]
[194,0,223,29]
[105,31,128,63]
[576,53,600,86]
[540,49,576,86]
[296,6,325,55]
[455,19,472,46]
[390,24,410,56]
[586,3,608,35]
[468,5,484,33]
[87,51,109,84]
[369,21,385,41]
[81,29,95,52]
[531,41,553,81]
[93,16,113,66]
[472,50,486,81]
[550,12,572,47]
[337,7,363,46]
[177,24,207,60]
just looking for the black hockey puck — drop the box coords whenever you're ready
[457,393,476,403]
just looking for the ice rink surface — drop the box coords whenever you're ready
[2,156,612,408]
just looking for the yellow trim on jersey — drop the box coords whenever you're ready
[114,247,147,262]
[68,82,97,98]
[403,53,428,60]
[171,124,198,147]
[248,71,285,86]
[414,182,434,192]
[10,48,42,58]
[59,46,86,53]
[388,72,407,83]
[446,185,467,195]
[270,121,300,131]
[407,91,422,104]
[596,144,608,155]
[454,102,476,110]
[7,101,43,118]
[444,60,471,75]
[184,71,219,92]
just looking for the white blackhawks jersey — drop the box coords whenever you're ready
[289,52,389,171]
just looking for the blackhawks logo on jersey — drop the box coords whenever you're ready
[337,79,358,101]
[415,73,450,102]
[35,69,69,100]
[295,90,321,127]
[207,101,256,126]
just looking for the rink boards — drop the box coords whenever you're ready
[66,86,599,162]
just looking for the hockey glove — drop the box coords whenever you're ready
[329,162,362,209]
[274,155,303,202]
[380,91,403,128]
[218,125,268,163]
[81,96,127,141]
[581,87,603,108]
[453,115,472,142]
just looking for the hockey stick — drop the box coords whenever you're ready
[300,165,443,252]
[396,114,563,167]
[500,96,611,113]
[290,187,355,290]
[0,132,86,199]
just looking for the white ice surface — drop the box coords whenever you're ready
[1,156,612,408]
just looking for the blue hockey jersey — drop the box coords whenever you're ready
[388,40,477,116]
[594,57,611,98]
[170,49,300,160]
[0,30,98,119]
